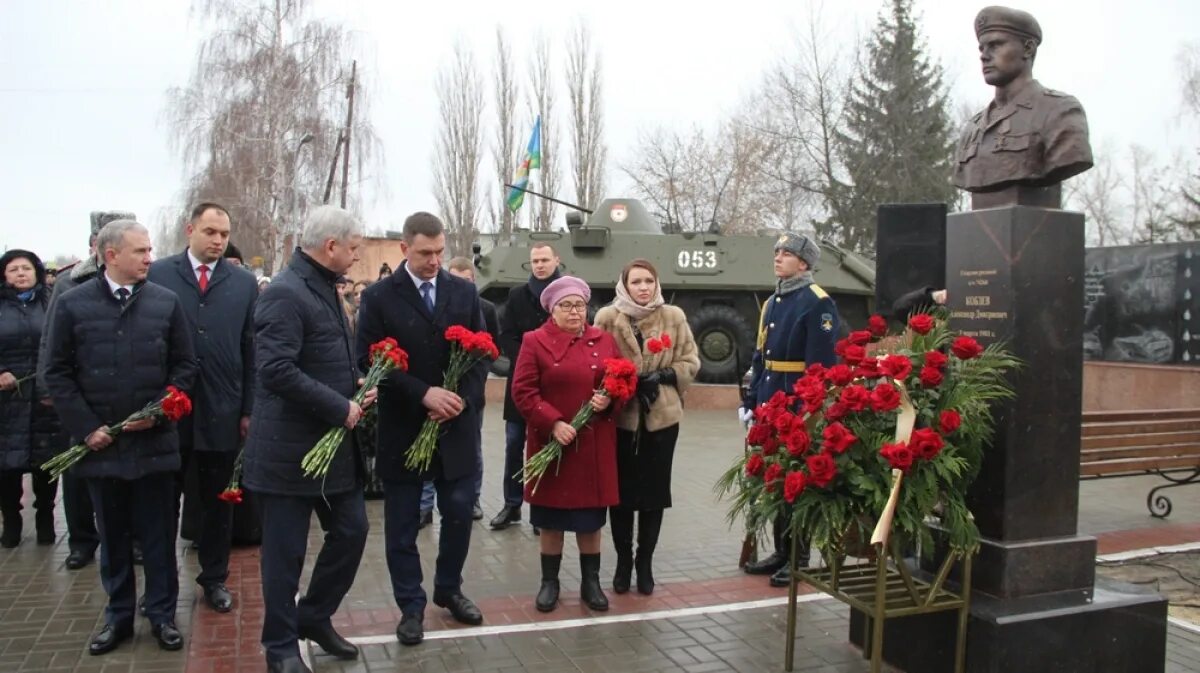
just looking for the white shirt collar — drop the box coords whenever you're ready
[104,272,133,296]
[404,262,436,291]
[187,249,216,274]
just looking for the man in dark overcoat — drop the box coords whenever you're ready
[488,243,559,530]
[241,205,375,673]
[354,212,489,646]
[739,232,839,587]
[147,202,256,613]
[44,219,198,655]
[38,211,134,570]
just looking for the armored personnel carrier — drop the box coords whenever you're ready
[473,197,875,383]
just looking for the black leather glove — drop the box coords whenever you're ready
[656,367,677,387]
[636,372,661,408]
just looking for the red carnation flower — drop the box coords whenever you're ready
[786,428,811,457]
[868,314,888,337]
[745,453,765,477]
[909,427,945,460]
[939,410,962,434]
[880,442,914,471]
[879,355,913,381]
[854,357,880,379]
[804,363,828,382]
[848,330,872,346]
[783,470,807,503]
[806,452,837,488]
[822,422,858,454]
[839,384,870,412]
[951,336,984,360]
[161,386,193,422]
[218,488,243,504]
[842,344,867,367]
[746,423,772,447]
[660,333,672,348]
[919,366,944,388]
[763,463,783,492]
[908,314,935,335]
[646,338,664,354]
[869,382,901,412]
[826,364,854,387]
[924,350,948,370]
[824,401,849,423]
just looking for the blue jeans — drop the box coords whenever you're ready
[421,410,485,512]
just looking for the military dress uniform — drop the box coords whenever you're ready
[740,233,840,585]
[953,79,1092,192]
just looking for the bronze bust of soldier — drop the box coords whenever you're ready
[953,6,1093,209]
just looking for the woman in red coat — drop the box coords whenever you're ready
[511,275,623,613]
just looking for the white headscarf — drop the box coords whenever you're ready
[612,269,664,321]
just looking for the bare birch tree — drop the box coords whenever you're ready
[490,28,520,238]
[527,36,560,231]
[163,0,382,271]
[1064,144,1129,246]
[565,21,607,211]
[432,42,485,256]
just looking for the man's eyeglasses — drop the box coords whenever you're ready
[555,302,588,314]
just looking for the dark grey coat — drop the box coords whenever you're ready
[44,275,198,480]
[242,251,360,497]
[148,252,257,452]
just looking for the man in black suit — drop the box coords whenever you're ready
[147,202,257,614]
[242,206,376,673]
[44,219,198,655]
[355,212,489,646]
[488,243,558,530]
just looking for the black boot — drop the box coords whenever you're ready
[35,507,55,545]
[580,553,609,611]
[33,470,57,545]
[536,554,561,613]
[0,509,20,549]
[635,509,663,595]
[609,507,634,594]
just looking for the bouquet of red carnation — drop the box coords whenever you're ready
[519,357,638,494]
[302,338,409,479]
[403,326,500,472]
[41,385,193,479]
[219,450,245,504]
[646,332,672,355]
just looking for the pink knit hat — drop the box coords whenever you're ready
[540,275,592,313]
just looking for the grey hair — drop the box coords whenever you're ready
[299,205,364,250]
[95,219,148,255]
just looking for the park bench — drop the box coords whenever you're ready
[1080,408,1200,518]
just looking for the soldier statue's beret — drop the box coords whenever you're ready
[974,6,1042,44]
[774,232,821,269]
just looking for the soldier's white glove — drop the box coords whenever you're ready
[737,407,753,428]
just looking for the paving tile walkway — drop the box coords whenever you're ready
[1,408,1197,672]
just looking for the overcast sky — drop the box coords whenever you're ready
[2,0,1197,260]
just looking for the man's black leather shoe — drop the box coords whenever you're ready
[488,505,520,530]
[204,583,234,613]
[472,500,484,520]
[298,621,358,659]
[267,656,313,673]
[744,550,787,575]
[396,612,424,646]
[151,621,184,651]
[88,622,133,655]
[65,549,93,570]
[433,590,483,625]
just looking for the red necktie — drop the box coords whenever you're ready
[198,264,209,292]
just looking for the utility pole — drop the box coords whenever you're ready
[340,60,356,208]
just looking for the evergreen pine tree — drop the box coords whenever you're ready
[835,0,958,252]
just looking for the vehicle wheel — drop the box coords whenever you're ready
[688,305,755,384]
